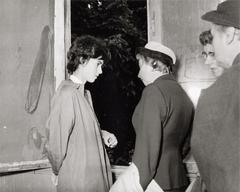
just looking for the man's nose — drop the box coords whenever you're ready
[204,56,213,65]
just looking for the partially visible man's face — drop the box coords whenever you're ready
[137,57,153,86]
[211,24,229,68]
[202,44,224,77]
[136,54,157,86]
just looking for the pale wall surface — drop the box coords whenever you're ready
[148,0,221,107]
[0,0,54,163]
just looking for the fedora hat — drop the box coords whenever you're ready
[201,0,240,29]
[136,41,176,64]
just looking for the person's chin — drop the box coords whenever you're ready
[215,71,222,77]
[142,80,148,86]
[89,76,97,83]
[211,69,221,78]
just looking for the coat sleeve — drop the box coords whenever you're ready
[45,89,75,175]
[181,108,194,158]
[132,85,167,190]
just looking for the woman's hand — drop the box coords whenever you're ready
[102,130,118,148]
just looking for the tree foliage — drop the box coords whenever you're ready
[71,0,147,165]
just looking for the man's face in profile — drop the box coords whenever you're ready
[202,43,224,77]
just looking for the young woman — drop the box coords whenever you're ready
[45,35,117,192]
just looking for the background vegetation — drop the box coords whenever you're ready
[71,0,147,165]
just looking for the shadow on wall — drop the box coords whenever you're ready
[22,127,47,161]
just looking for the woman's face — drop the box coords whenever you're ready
[137,56,155,86]
[82,56,104,83]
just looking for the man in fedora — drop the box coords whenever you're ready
[110,41,194,192]
[191,0,240,191]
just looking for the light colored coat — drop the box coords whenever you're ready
[46,80,112,192]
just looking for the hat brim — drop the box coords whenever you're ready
[136,47,175,65]
[202,11,240,29]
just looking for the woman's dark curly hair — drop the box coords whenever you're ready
[67,35,110,74]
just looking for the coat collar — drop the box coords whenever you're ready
[70,75,83,84]
[154,73,176,84]
[233,53,240,66]
[60,79,84,92]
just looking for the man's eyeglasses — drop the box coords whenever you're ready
[202,51,215,60]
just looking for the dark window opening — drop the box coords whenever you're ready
[71,0,147,165]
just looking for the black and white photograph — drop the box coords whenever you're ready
[0,0,239,191]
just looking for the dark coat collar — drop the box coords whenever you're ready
[233,53,240,66]
[154,73,176,84]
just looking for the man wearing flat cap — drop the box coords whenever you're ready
[110,41,194,192]
[191,0,240,191]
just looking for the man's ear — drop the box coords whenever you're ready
[235,29,240,41]
[152,61,158,70]
[225,27,236,44]
[152,61,166,72]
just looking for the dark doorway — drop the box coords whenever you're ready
[71,0,147,165]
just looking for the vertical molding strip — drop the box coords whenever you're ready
[147,0,163,42]
[54,0,65,89]
[64,0,71,79]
